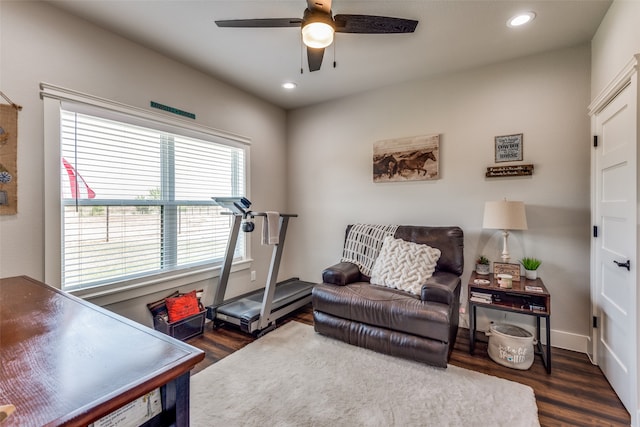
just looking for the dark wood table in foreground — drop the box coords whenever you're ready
[0,276,204,426]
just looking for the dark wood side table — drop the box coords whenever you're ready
[468,271,551,373]
[0,276,205,426]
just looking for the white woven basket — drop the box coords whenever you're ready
[486,323,536,370]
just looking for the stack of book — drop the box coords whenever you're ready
[529,303,546,311]
[470,291,492,304]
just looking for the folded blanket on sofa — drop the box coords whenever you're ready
[340,224,398,277]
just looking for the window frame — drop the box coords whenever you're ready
[42,83,252,302]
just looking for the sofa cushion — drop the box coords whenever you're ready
[313,311,449,368]
[370,236,441,295]
[394,226,464,276]
[312,282,453,343]
[343,225,464,277]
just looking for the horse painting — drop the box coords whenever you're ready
[373,133,440,182]
[397,150,437,177]
[373,154,398,179]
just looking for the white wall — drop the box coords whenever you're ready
[591,0,640,97]
[286,44,592,351]
[0,1,288,325]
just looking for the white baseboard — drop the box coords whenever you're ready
[549,329,589,354]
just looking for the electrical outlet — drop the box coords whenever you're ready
[250,270,256,281]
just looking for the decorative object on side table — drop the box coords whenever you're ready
[493,261,521,281]
[520,257,542,280]
[497,273,513,289]
[476,255,491,275]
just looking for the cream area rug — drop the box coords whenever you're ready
[190,321,540,427]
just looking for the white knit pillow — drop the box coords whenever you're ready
[370,236,441,295]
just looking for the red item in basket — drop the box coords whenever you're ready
[166,290,201,322]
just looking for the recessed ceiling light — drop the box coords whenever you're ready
[282,82,297,90]
[507,12,536,28]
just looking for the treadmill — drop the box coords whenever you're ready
[206,197,315,336]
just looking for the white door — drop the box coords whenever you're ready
[593,79,637,423]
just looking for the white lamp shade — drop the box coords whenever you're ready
[483,200,528,230]
[302,22,334,48]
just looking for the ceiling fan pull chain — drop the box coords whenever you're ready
[333,39,337,68]
[299,32,304,74]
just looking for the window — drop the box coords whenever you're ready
[57,104,247,291]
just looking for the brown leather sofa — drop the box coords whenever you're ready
[312,225,464,368]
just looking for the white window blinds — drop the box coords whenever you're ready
[60,107,246,290]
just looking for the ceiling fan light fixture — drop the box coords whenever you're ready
[302,21,334,48]
[301,8,335,49]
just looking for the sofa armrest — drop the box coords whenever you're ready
[420,271,461,305]
[322,262,361,285]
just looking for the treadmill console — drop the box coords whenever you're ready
[212,197,251,215]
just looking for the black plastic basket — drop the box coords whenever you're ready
[153,310,206,341]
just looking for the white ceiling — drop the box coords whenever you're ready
[46,0,612,110]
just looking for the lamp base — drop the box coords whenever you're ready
[501,230,511,262]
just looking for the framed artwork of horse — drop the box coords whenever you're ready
[373,134,440,182]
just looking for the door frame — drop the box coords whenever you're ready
[588,54,640,426]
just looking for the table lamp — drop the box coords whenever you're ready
[483,199,528,262]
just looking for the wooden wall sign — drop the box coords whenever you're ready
[486,164,534,178]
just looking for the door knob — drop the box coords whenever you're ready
[613,260,631,271]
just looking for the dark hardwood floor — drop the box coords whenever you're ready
[186,304,630,426]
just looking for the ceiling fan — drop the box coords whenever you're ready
[215,0,418,72]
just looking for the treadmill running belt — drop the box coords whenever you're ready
[216,279,315,323]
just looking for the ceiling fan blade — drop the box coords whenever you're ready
[306,0,332,14]
[334,15,418,34]
[307,47,324,72]
[215,18,302,28]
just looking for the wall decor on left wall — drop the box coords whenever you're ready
[0,102,19,215]
[373,134,440,182]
